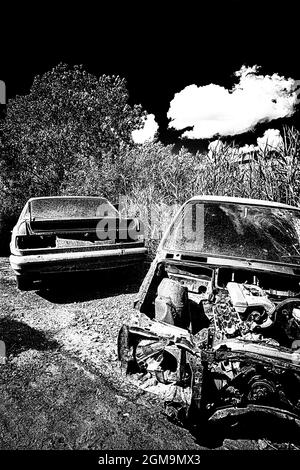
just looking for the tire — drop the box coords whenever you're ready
[16,275,33,291]
[165,402,189,427]
[117,325,139,374]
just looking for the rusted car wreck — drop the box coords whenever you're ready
[118,196,300,437]
[10,196,146,290]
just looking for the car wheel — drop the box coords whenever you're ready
[165,402,189,427]
[117,325,140,374]
[16,275,33,291]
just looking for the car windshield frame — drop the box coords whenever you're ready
[28,197,119,220]
[162,200,300,266]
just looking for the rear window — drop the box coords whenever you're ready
[29,197,118,220]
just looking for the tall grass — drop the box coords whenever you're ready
[121,127,300,254]
[1,126,299,257]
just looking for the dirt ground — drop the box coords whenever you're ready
[0,257,297,450]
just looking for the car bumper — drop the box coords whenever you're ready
[10,247,147,277]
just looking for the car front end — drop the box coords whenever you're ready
[118,196,300,439]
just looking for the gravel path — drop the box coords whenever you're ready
[0,257,293,450]
[0,258,207,450]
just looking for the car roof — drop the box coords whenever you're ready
[27,196,107,200]
[27,196,109,202]
[188,195,300,211]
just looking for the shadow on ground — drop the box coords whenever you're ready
[0,317,59,356]
[36,265,148,304]
[190,413,300,449]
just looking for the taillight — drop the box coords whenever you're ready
[16,235,56,249]
[18,221,28,235]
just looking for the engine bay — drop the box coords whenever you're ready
[141,261,300,348]
[120,259,300,429]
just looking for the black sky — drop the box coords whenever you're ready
[1,1,299,151]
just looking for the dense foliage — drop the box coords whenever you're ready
[1,64,300,254]
[0,64,145,215]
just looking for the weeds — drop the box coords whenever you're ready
[1,126,300,255]
[122,127,300,251]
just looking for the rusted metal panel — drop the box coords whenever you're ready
[119,197,300,431]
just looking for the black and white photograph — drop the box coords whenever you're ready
[1,1,300,465]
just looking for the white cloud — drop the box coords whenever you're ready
[207,128,283,158]
[257,128,284,152]
[132,114,159,144]
[168,65,299,139]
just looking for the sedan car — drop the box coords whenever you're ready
[10,196,147,290]
[118,195,300,439]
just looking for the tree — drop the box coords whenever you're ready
[0,63,146,214]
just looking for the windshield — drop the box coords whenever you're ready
[29,197,118,220]
[163,201,300,265]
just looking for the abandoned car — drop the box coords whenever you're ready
[118,195,300,435]
[10,196,146,290]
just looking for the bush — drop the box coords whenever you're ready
[0,65,145,212]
